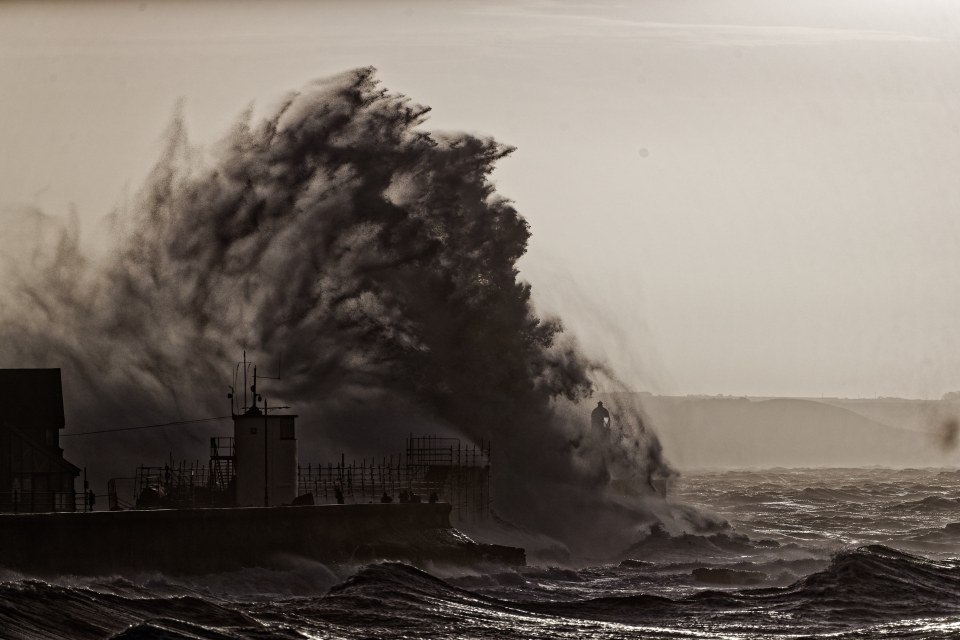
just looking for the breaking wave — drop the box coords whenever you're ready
[0,67,678,556]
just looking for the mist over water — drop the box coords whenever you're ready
[0,68,680,557]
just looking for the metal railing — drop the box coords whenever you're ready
[299,436,492,522]
[298,457,444,503]
[94,435,492,521]
[0,490,90,514]
[134,461,233,509]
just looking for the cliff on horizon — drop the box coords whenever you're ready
[627,395,959,470]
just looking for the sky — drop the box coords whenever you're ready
[3,0,960,399]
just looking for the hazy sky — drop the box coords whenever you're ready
[3,0,960,398]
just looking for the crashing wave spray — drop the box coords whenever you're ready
[0,68,689,558]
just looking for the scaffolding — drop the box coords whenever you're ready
[131,460,233,509]
[117,434,492,521]
[208,437,235,493]
[298,435,491,523]
[106,477,135,511]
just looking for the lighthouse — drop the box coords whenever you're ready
[231,359,297,507]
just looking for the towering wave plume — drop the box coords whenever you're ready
[0,68,683,557]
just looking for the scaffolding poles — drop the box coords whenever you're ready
[123,434,493,521]
[298,435,491,522]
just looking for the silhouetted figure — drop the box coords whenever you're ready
[334,485,344,505]
[591,401,610,429]
[380,492,393,503]
[429,492,439,503]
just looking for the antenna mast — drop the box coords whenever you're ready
[242,350,248,412]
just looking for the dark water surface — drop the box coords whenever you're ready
[5,468,960,639]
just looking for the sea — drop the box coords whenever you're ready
[5,468,960,639]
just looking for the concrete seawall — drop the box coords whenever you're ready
[0,503,524,574]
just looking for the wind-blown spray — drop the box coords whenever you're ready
[0,68,683,557]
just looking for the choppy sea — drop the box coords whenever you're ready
[5,468,960,639]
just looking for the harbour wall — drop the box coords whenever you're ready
[0,503,524,574]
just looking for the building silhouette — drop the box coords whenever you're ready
[0,369,79,512]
